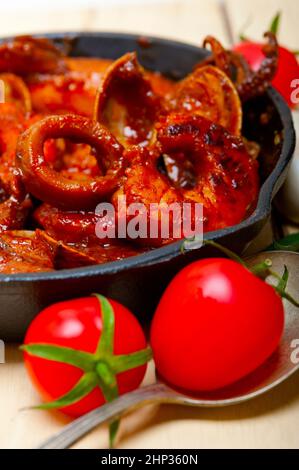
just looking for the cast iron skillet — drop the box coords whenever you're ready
[0,32,295,340]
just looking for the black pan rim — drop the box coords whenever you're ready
[0,31,295,282]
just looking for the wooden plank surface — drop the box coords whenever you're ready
[0,0,299,449]
[0,0,227,45]
[2,345,299,449]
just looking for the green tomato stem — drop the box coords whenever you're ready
[203,239,247,267]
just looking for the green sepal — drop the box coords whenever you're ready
[96,361,119,448]
[109,420,120,449]
[273,266,299,307]
[279,290,299,308]
[275,265,289,292]
[110,348,152,374]
[93,294,115,356]
[32,372,99,410]
[20,344,96,371]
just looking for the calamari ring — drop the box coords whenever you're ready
[156,113,259,229]
[113,114,258,245]
[94,52,162,147]
[167,65,242,135]
[0,73,32,113]
[16,114,125,210]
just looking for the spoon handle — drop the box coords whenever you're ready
[37,383,176,449]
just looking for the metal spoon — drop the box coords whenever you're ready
[37,251,299,449]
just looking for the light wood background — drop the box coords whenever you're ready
[0,0,298,449]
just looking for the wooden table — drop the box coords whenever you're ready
[0,0,299,449]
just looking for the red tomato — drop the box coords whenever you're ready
[150,258,284,391]
[24,297,148,417]
[234,41,299,107]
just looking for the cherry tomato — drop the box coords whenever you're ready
[150,258,284,391]
[24,296,148,417]
[234,41,299,107]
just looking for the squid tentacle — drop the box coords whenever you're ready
[200,32,279,102]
